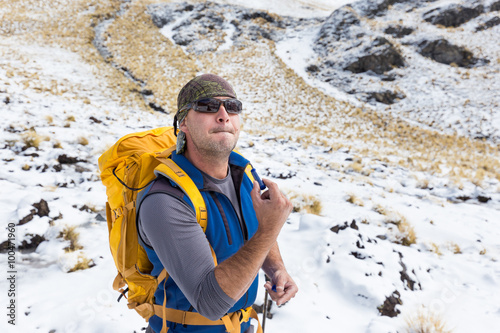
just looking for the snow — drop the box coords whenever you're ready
[1,0,499,333]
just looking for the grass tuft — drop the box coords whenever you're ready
[448,242,462,254]
[59,226,83,252]
[22,131,49,149]
[68,254,95,273]
[372,204,389,215]
[78,136,89,146]
[397,220,417,246]
[346,193,364,206]
[405,307,452,333]
[286,191,322,215]
[430,243,442,256]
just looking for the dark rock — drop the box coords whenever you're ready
[0,240,14,253]
[344,38,405,74]
[241,11,276,23]
[33,199,50,217]
[172,33,194,46]
[19,200,50,225]
[491,1,500,12]
[148,4,177,28]
[456,195,471,201]
[400,263,416,291]
[418,39,482,67]
[264,168,296,179]
[424,4,484,27]
[306,65,319,73]
[79,205,92,212]
[316,7,360,44]
[475,16,500,31]
[330,222,349,233]
[477,195,491,203]
[350,251,368,259]
[58,154,81,164]
[89,116,102,124]
[24,152,39,157]
[18,234,46,253]
[260,30,272,40]
[182,4,194,12]
[356,240,365,249]
[378,290,402,317]
[3,96,10,104]
[350,220,359,230]
[367,90,405,104]
[53,164,63,172]
[384,25,414,38]
[19,209,36,225]
[381,74,396,81]
[352,0,412,18]
[148,102,166,113]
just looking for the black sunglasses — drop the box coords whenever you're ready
[190,98,243,114]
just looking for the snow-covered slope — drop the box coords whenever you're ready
[1,0,499,332]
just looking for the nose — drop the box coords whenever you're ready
[216,103,230,123]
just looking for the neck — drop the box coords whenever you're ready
[184,149,230,179]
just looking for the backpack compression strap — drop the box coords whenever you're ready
[153,304,263,333]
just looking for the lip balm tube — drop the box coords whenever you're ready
[251,168,266,190]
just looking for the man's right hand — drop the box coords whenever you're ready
[250,179,293,239]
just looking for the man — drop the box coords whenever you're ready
[138,74,298,333]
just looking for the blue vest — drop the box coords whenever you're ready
[137,151,259,333]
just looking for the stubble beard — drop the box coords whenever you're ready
[191,130,239,161]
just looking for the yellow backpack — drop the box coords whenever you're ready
[98,126,262,333]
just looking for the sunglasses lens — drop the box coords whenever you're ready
[224,99,242,114]
[194,99,220,112]
[194,98,242,114]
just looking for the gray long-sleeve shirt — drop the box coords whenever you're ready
[138,168,243,321]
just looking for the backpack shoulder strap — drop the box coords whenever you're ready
[153,156,208,232]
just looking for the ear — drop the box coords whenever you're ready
[179,115,189,134]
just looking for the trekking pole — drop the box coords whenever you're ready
[262,288,269,332]
[262,274,271,332]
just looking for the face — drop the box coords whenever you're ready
[180,97,240,159]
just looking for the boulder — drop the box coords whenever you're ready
[490,1,500,12]
[423,4,484,27]
[475,16,500,31]
[418,39,484,67]
[316,7,360,46]
[344,37,405,74]
[350,0,417,18]
[148,2,194,28]
[384,25,414,38]
[367,90,406,104]
[378,290,402,317]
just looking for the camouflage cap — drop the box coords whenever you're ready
[174,74,238,154]
[177,73,237,113]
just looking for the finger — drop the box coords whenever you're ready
[250,181,261,201]
[261,188,270,200]
[262,178,277,188]
[276,284,298,306]
[264,282,285,299]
